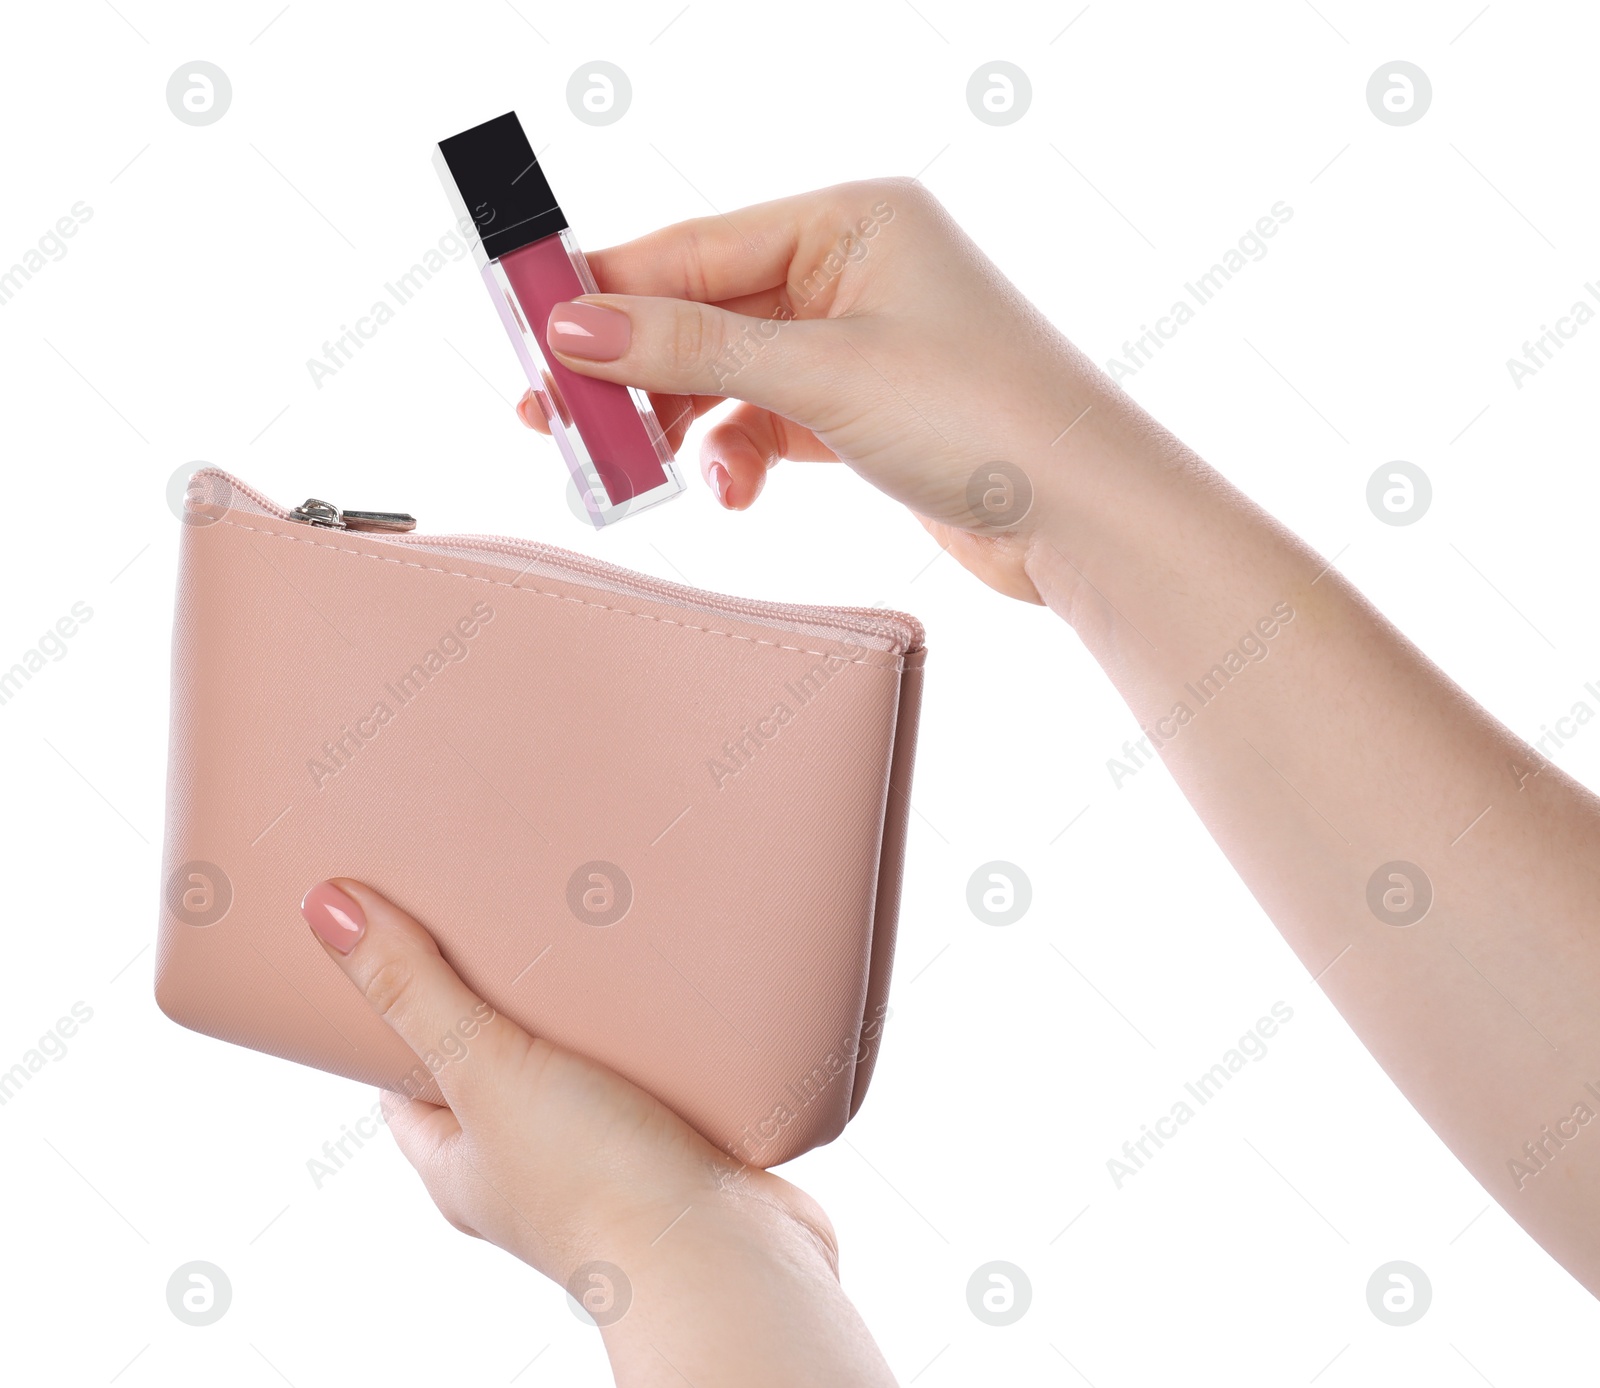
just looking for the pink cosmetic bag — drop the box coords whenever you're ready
[155,470,926,1166]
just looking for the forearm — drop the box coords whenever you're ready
[597,1194,897,1387]
[1026,379,1600,1292]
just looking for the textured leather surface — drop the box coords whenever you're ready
[155,487,925,1167]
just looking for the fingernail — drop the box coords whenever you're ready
[301,880,366,954]
[547,301,630,361]
[516,389,541,428]
[709,462,733,508]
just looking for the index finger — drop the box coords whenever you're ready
[587,185,857,303]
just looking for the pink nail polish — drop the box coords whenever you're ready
[435,113,685,528]
[301,881,366,954]
[547,301,631,360]
[709,462,733,508]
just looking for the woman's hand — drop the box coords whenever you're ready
[300,878,897,1387]
[515,178,1147,605]
[528,179,1600,1305]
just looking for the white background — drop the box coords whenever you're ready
[2,0,1598,1383]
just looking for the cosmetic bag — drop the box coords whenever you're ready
[155,469,926,1166]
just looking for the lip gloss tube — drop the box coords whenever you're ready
[434,112,684,527]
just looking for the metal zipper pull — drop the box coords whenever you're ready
[288,498,417,533]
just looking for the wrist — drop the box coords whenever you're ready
[1016,387,1322,681]
[1009,378,1185,618]
[585,1178,864,1383]
[562,1161,838,1306]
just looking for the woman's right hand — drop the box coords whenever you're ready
[515,178,1142,605]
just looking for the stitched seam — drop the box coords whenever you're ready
[217,517,904,669]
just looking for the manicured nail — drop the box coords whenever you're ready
[516,388,541,428]
[547,301,630,361]
[301,880,366,954]
[709,462,733,508]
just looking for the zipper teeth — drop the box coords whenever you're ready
[199,469,925,651]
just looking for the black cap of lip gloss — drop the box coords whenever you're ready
[435,112,567,262]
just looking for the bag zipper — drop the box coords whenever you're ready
[200,469,924,652]
[287,498,417,533]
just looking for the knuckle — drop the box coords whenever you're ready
[444,1211,482,1240]
[423,1182,477,1238]
[859,174,925,212]
[667,303,721,378]
[883,176,936,222]
[362,956,419,1022]
[679,222,714,303]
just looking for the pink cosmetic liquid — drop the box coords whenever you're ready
[436,112,684,526]
[498,234,668,507]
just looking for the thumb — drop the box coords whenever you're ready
[299,878,527,1118]
[545,295,843,425]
